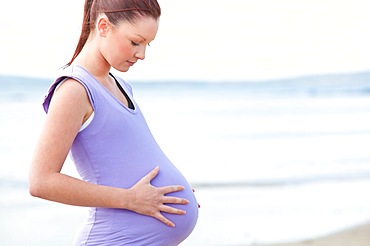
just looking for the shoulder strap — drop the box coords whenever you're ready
[42,66,96,113]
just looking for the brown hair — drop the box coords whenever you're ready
[66,0,161,66]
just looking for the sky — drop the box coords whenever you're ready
[0,0,369,82]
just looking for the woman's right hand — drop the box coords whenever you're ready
[128,166,189,227]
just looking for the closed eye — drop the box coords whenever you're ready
[131,41,139,46]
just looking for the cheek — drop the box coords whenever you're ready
[115,42,134,58]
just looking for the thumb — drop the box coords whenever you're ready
[142,166,160,183]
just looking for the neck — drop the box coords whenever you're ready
[73,39,111,79]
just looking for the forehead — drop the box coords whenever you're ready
[117,16,159,40]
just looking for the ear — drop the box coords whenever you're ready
[97,16,111,37]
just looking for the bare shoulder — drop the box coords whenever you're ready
[54,78,89,100]
[49,78,93,122]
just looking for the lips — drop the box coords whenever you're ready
[127,61,136,66]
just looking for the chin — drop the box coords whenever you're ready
[113,65,130,73]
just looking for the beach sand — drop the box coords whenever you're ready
[260,222,370,246]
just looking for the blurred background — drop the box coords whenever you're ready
[1,0,370,245]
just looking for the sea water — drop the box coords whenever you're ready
[0,73,370,245]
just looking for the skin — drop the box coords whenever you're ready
[29,15,188,228]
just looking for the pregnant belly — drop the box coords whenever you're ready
[150,163,199,238]
[79,164,198,246]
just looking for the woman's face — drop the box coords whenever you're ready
[99,16,159,72]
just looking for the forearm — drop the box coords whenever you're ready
[29,172,133,209]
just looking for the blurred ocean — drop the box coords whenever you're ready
[1,72,370,245]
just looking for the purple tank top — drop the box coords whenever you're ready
[43,66,198,246]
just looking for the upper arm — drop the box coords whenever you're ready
[31,79,92,174]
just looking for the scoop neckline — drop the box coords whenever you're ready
[72,65,137,114]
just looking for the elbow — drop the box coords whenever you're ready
[28,174,46,198]
[28,179,41,198]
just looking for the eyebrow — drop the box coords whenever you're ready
[134,34,155,44]
[134,34,147,41]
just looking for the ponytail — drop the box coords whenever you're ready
[65,0,94,67]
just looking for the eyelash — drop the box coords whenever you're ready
[131,41,151,47]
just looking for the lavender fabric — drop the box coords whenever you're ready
[43,66,198,246]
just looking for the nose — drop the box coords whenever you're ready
[135,46,146,60]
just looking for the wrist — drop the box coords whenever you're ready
[118,187,136,210]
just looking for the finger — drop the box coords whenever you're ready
[160,204,186,215]
[141,166,159,182]
[159,185,185,194]
[163,196,189,205]
[155,212,176,227]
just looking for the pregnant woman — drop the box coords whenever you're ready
[28,0,199,245]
